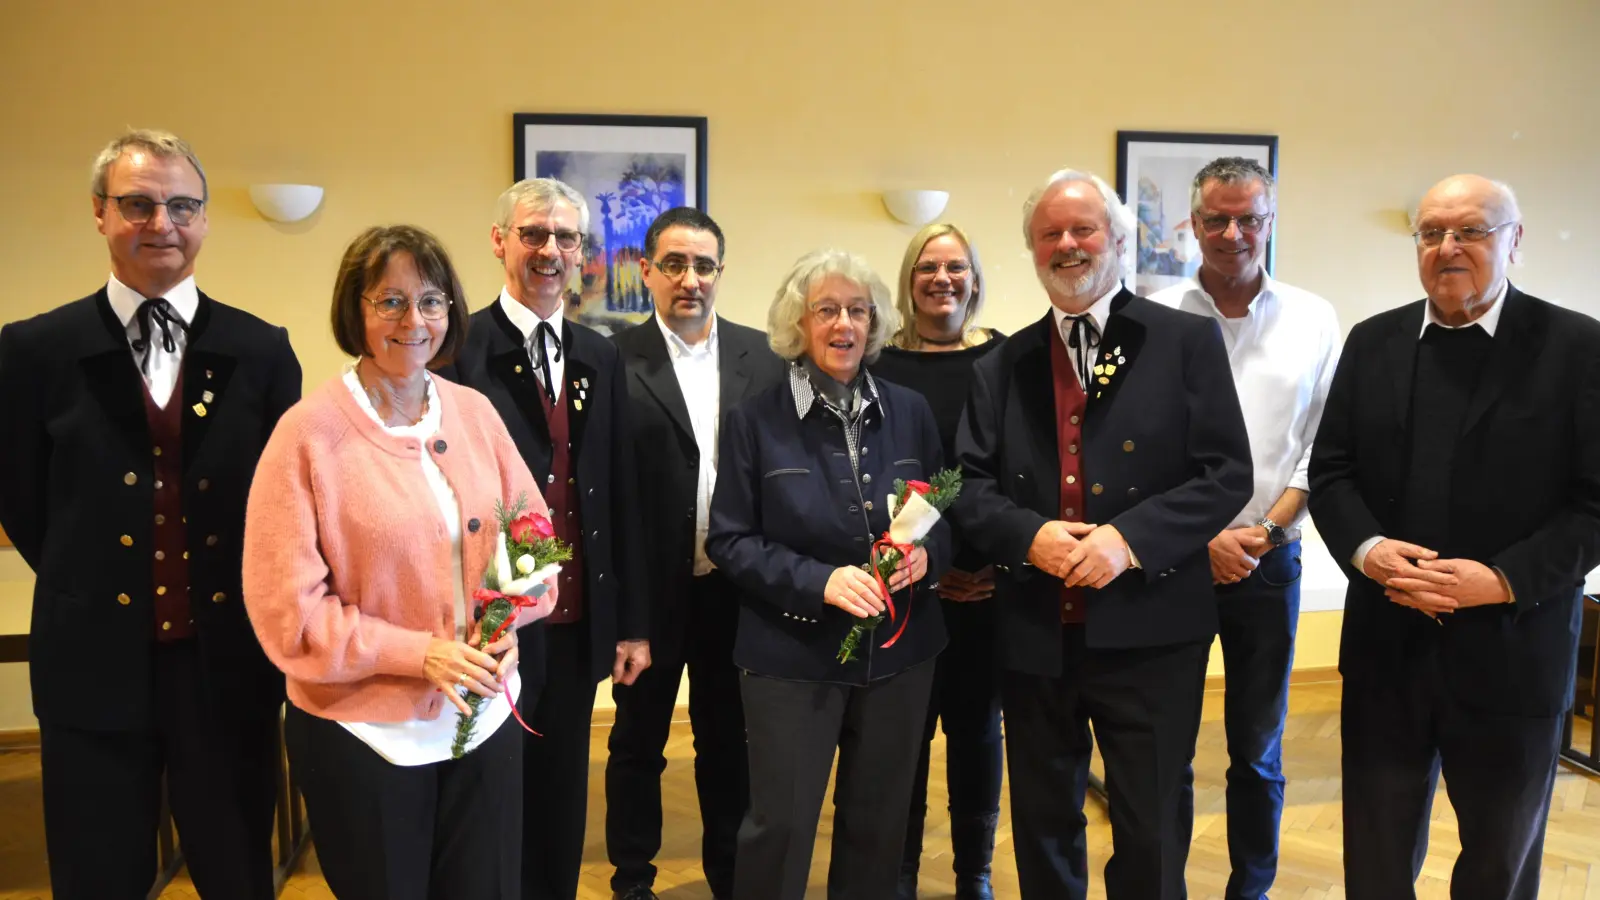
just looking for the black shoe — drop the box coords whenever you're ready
[612,887,659,900]
[896,869,918,900]
[951,812,999,900]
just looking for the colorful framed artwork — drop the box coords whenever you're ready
[1115,130,1279,297]
[513,113,708,335]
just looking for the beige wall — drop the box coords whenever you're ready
[2,0,1594,727]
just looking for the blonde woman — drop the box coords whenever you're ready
[872,223,1005,900]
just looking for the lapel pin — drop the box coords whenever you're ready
[192,402,208,417]
[515,364,524,374]
[581,377,589,389]
[201,390,214,403]
[574,399,584,411]
[205,369,213,379]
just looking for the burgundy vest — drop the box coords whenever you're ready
[539,384,585,623]
[142,370,194,641]
[1049,324,1088,625]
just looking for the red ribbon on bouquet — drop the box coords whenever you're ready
[869,536,917,649]
[472,588,545,737]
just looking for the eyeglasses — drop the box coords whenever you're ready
[511,225,584,252]
[1197,213,1272,235]
[809,303,874,326]
[649,257,722,281]
[364,292,453,321]
[99,194,205,226]
[912,260,972,277]
[1412,222,1516,248]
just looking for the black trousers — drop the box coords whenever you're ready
[520,621,598,900]
[284,702,523,900]
[1002,629,1210,900]
[903,597,1004,872]
[605,571,747,897]
[736,660,936,900]
[39,639,278,900]
[1182,542,1301,900]
[1341,640,1564,900]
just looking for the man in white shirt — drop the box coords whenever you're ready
[603,208,784,900]
[0,129,301,899]
[1149,157,1340,900]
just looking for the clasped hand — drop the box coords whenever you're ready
[424,627,517,716]
[1028,520,1131,590]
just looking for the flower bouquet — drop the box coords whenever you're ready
[451,493,572,759]
[836,469,962,663]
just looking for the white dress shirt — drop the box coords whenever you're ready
[106,273,198,409]
[656,313,721,575]
[1149,272,1342,536]
[499,289,565,402]
[337,363,521,765]
[1348,280,1511,571]
[1049,283,1122,387]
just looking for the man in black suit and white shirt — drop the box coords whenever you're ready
[603,207,785,900]
[0,129,301,899]
[953,168,1252,899]
[443,178,648,900]
[1309,174,1600,900]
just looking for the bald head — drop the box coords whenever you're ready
[1417,174,1521,226]
[1413,173,1522,325]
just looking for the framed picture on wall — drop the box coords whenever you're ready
[513,113,708,336]
[1115,130,1278,297]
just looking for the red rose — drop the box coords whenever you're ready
[510,513,556,544]
[905,480,932,495]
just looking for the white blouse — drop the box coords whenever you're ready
[337,363,522,765]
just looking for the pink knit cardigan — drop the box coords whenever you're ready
[243,375,552,723]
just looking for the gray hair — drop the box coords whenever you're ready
[1190,157,1276,212]
[1021,168,1135,251]
[767,249,900,364]
[495,178,590,233]
[91,129,208,200]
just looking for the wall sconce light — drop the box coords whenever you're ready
[882,189,949,227]
[249,184,324,223]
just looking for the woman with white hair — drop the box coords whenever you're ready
[706,249,952,900]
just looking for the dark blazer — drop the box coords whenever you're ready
[706,370,951,684]
[613,316,785,632]
[953,291,1253,677]
[441,301,646,687]
[1308,286,1600,717]
[0,289,301,731]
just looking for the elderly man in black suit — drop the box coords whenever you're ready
[604,207,785,900]
[1309,174,1600,900]
[954,167,1253,899]
[0,129,302,900]
[441,177,648,900]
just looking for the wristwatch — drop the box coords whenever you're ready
[1256,516,1288,548]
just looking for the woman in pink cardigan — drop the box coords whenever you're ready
[243,225,556,900]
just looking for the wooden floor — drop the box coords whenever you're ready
[1,680,1597,899]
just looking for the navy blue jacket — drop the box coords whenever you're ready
[706,369,951,684]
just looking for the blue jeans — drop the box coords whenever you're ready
[1193,540,1302,900]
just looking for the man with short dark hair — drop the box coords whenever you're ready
[1149,157,1341,900]
[0,129,301,899]
[604,207,785,900]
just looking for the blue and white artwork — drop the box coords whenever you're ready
[537,151,687,320]
[515,115,707,336]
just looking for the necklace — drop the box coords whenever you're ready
[357,364,429,427]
